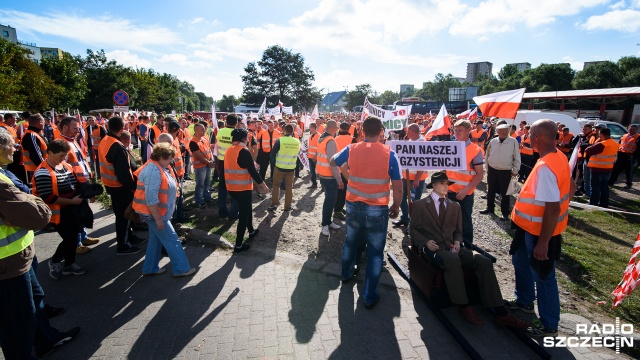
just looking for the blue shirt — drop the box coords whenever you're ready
[136,163,177,222]
[332,142,402,180]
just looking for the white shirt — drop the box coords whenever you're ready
[532,164,561,202]
[431,191,447,216]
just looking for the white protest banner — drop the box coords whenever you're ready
[298,139,310,171]
[362,97,412,134]
[282,106,293,115]
[268,106,281,115]
[387,140,467,171]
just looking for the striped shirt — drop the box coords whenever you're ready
[34,164,77,204]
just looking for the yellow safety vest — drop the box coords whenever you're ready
[275,136,301,170]
[0,173,34,259]
[217,127,234,161]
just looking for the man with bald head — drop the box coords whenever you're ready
[508,119,575,337]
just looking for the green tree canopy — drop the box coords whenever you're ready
[39,52,88,110]
[572,61,622,89]
[344,84,378,110]
[421,73,462,102]
[378,90,399,105]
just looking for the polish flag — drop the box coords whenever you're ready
[457,108,472,118]
[468,107,478,120]
[426,104,451,139]
[473,88,525,119]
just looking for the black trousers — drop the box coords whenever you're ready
[257,150,272,181]
[334,174,348,212]
[519,154,534,181]
[52,206,83,264]
[229,190,254,247]
[609,152,634,186]
[107,187,134,251]
[486,166,512,216]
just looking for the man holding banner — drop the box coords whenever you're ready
[446,120,485,245]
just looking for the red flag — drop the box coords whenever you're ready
[426,104,451,139]
[473,88,525,119]
[468,107,478,120]
[457,108,472,119]
[612,233,640,308]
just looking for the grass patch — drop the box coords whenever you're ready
[559,203,640,326]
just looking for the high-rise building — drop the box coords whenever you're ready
[0,24,18,43]
[41,47,64,60]
[506,62,531,72]
[466,62,493,83]
[583,61,608,70]
[400,84,415,96]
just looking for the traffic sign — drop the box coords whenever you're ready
[113,90,130,106]
[113,106,129,113]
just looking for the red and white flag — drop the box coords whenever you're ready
[468,107,478,120]
[612,233,640,308]
[278,100,283,109]
[473,88,525,119]
[457,108,472,118]
[426,104,451,139]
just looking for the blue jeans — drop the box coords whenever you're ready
[320,177,338,226]
[448,192,475,245]
[583,162,592,197]
[341,201,389,305]
[309,159,317,184]
[589,171,610,207]
[400,179,425,223]
[143,219,191,275]
[0,264,61,359]
[512,231,560,331]
[194,167,212,206]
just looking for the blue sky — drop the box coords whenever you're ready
[2,0,639,101]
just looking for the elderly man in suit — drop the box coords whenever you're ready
[410,172,530,328]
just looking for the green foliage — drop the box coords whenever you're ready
[378,90,399,105]
[39,52,88,110]
[572,61,623,89]
[420,73,462,102]
[216,94,240,112]
[241,45,323,110]
[343,84,378,110]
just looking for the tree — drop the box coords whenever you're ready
[618,56,640,87]
[527,63,575,92]
[572,61,622,89]
[241,45,322,110]
[39,52,88,110]
[0,38,61,111]
[378,90,399,105]
[217,94,240,112]
[343,84,378,109]
[422,73,461,102]
[79,49,137,111]
[475,74,501,95]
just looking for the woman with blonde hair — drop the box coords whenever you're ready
[133,142,195,277]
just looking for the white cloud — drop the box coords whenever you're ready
[580,9,640,32]
[561,56,584,71]
[0,9,180,51]
[449,0,609,36]
[158,53,215,68]
[610,0,626,10]
[105,50,152,69]
[191,17,204,24]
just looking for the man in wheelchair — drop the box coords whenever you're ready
[409,172,531,328]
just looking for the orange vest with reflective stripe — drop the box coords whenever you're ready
[224,145,253,192]
[587,138,618,170]
[334,134,352,153]
[53,128,61,140]
[557,133,573,153]
[446,142,483,195]
[190,137,212,169]
[132,161,173,216]
[317,124,325,134]
[181,128,192,154]
[259,130,280,152]
[150,124,164,144]
[470,129,486,142]
[21,130,48,172]
[307,132,319,159]
[520,135,534,156]
[63,136,92,183]
[349,125,355,136]
[172,137,184,177]
[346,142,391,206]
[511,150,570,236]
[98,135,131,188]
[619,133,640,154]
[91,125,104,149]
[316,135,335,177]
[0,123,18,143]
[32,162,74,225]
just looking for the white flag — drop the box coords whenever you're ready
[310,104,319,119]
[258,97,266,117]
[211,104,218,130]
[569,139,582,174]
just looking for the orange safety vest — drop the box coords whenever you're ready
[98,135,132,188]
[587,138,618,170]
[190,137,212,169]
[317,124,325,134]
[53,128,61,140]
[259,130,281,152]
[556,133,573,153]
[470,129,486,142]
[520,135,534,156]
[446,142,483,195]
[32,161,74,225]
[172,137,184,177]
[90,125,104,149]
[511,150,570,236]
[348,125,355,136]
[150,124,164,144]
[132,160,175,216]
[619,133,640,154]
[307,132,319,159]
[63,136,91,183]
[346,142,391,206]
[578,133,597,159]
[0,123,18,143]
[334,134,353,153]
[224,144,253,192]
[316,135,335,178]
[21,130,48,172]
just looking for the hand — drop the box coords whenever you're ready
[452,243,460,253]
[156,220,165,230]
[455,188,468,200]
[426,240,439,252]
[71,195,83,205]
[337,180,344,190]
[89,197,96,203]
[412,179,420,189]
[389,203,400,218]
[260,183,269,194]
[512,172,518,177]
[533,241,549,260]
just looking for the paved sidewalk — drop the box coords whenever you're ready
[20,204,628,360]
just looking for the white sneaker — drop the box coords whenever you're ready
[329,222,341,230]
[321,226,330,236]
